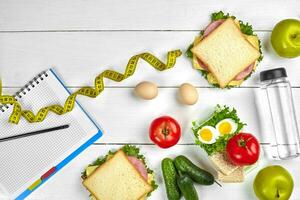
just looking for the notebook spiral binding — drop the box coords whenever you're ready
[0,71,49,113]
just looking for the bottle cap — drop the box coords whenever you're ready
[260,67,287,82]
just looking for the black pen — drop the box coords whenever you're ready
[0,124,70,142]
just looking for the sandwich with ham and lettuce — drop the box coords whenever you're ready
[186,11,263,88]
[81,145,157,200]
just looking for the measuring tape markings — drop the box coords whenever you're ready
[0,50,182,124]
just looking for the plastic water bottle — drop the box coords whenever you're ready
[259,67,300,159]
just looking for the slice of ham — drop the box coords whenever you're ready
[198,58,255,81]
[234,63,255,80]
[196,57,209,71]
[203,19,225,37]
[127,156,148,181]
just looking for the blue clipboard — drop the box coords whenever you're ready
[11,69,103,199]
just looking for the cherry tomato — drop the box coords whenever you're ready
[149,116,181,148]
[226,133,260,166]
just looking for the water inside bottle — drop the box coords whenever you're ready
[263,82,300,159]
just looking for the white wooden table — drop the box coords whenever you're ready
[1,0,300,199]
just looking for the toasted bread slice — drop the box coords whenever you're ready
[83,150,152,200]
[209,152,238,175]
[217,167,245,183]
[191,18,260,88]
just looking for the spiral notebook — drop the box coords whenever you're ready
[0,69,103,200]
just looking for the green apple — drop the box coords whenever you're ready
[271,19,300,58]
[253,165,294,200]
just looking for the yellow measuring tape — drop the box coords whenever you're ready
[0,50,182,124]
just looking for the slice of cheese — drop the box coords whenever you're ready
[86,165,99,177]
[245,35,260,50]
[207,73,244,86]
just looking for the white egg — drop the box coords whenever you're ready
[197,126,220,144]
[216,118,237,136]
[178,83,199,105]
[134,81,158,100]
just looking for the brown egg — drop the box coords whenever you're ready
[134,81,158,100]
[178,83,198,105]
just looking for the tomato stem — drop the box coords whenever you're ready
[162,127,169,139]
[238,138,246,147]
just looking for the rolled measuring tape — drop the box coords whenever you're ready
[0,50,182,124]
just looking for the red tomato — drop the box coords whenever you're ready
[149,116,181,148]
[226,133,260,166]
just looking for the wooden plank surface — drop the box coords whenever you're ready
[3,87,300,144]
[0,0,299,31]
[1,0,300,199]
[0,32,300,88]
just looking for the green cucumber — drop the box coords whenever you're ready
[161,158,181,200]
[174,155,214,185]
[177,174,199,200]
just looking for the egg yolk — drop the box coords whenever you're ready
[218,122,232,135]
[199,129,213,142]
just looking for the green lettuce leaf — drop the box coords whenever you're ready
[212,11,253,35]
[192,105,246,155]
[185,44,194,59]
[211,11,236,21]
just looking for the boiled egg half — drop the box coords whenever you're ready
[197,126,220,144]
[216,118,237,136]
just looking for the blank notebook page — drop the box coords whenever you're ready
[0,69,99,198]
